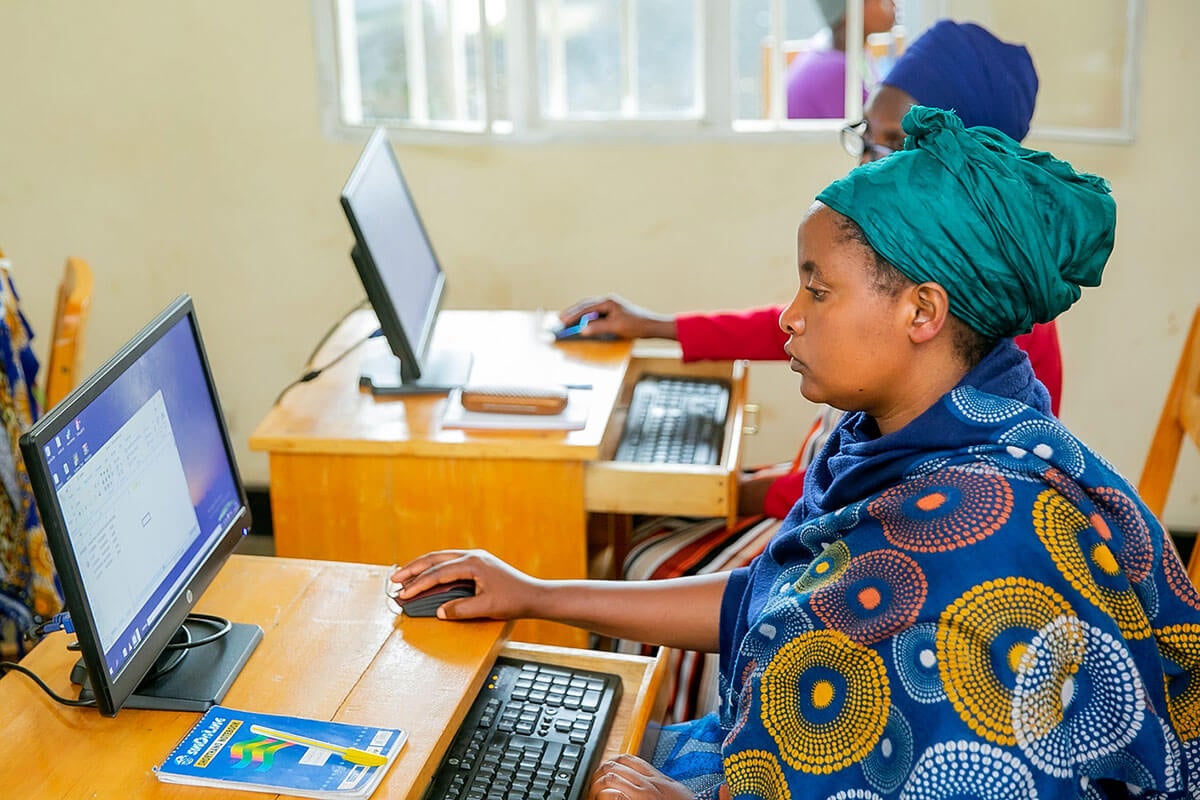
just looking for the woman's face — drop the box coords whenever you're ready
[856,84,915,164]
[864,0,897,37]
[779,206,914,417]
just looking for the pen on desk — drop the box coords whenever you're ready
[249,724,389,767]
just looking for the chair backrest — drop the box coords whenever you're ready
[44,256,94,410]
[1137,304,1200,582]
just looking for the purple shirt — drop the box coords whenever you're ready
[785,48,866,119]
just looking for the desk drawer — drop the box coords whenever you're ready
[584,356,748,522]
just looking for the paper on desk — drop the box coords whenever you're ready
[440,388,590,431]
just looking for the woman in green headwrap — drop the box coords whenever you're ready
[391,108,1199,798]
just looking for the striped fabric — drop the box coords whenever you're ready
[620,514,780,722]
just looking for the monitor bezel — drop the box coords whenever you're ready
[18,294,253,717]
[340,127,447,385]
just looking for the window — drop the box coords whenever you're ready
[313,0,1141,143]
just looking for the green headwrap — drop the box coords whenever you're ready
[815,106,1116,338]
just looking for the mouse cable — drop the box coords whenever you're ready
[273,327,378,407]
[0,661,97,707]
[305,297,372,366]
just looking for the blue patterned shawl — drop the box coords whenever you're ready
[655,340,1200,798]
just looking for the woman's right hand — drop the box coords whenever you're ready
[389,550,547,621]
[558,295,677,341]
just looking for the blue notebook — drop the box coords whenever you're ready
[154,705,407,799]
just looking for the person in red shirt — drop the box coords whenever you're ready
[561,21,1057,521]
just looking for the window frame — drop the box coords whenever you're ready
[312,0,1142,146]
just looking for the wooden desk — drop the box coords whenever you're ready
[0,555,665,799]
[250,310,748,646]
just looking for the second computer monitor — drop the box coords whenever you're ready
[340,127,472,395]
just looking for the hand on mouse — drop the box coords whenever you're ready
[390,550,547,621]
[558,295,677,341]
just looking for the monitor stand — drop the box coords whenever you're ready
[71,620,263,712]
[359,350,474,396]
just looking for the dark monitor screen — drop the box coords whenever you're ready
[18,295,261,716]
[340,127,472,394]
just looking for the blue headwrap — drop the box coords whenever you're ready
[883,20,1038,141]
[816,107,1116,339]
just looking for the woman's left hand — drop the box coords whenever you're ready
[588,755,696,799]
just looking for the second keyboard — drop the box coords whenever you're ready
[615,374,729,466]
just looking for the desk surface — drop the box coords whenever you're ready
[0,555,662,798]
[251,309,634,460]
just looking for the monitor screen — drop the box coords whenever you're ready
[339,127,472,395]
[19,295,261,716]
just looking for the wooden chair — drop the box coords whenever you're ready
[1137,304,1200,583]
[43,257,94,410]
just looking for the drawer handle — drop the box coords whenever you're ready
[742,403,760,436]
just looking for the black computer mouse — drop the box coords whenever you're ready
[387,579,475,617]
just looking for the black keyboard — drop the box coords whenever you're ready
[615,374,729,465]
[424,656,623,800]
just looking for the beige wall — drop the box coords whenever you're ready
[1,1,1196,529]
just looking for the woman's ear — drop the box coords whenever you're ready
[908,282,951,344]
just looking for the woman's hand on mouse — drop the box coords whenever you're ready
[390,550,547,621]
[558,295,677,341]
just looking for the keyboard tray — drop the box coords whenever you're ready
[585,355,747,526]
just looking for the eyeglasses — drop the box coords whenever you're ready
[839,120,897,163]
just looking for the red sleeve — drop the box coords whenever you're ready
[674,306,789,363]
[1014,321,1063,417]
[763,469,806,519]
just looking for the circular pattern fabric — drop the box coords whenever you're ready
[723,749,790,800]
[947,386,1027,425]
[901,740,1037,799]
[810,549,929,645]
[867,467,1013,553]
[997,418,1087,478]
[1032,488,1152,640]
[892,623,947,704]
[798,503,864,553]
[759,630,890,773]
[937,576,1076,745]
[1012,616,1145,776]
[792,540,852,597]
[825,791,885,800]
[726,659,759,743]
[1087,486,1155,583]
[1155,624,1200,743]
[905,455,953,478]
[860,707,913,794]
[1079,750,1161,797]
[1158,529,1200,612]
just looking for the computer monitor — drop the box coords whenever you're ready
[340,127,473,395]
[18,295,262,717]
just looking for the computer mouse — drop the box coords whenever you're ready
[387,579,475,617]
[553,312,619,342]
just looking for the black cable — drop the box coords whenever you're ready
[306,298,371,366]
[0,613,233,708]
[273,328,378,407]
[0,661,96,707]
[141,613,233,682]
[165,613,232,650]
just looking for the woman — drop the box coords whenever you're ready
[395,109,1198,797]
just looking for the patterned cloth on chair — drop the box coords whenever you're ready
[0,262,62,655]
